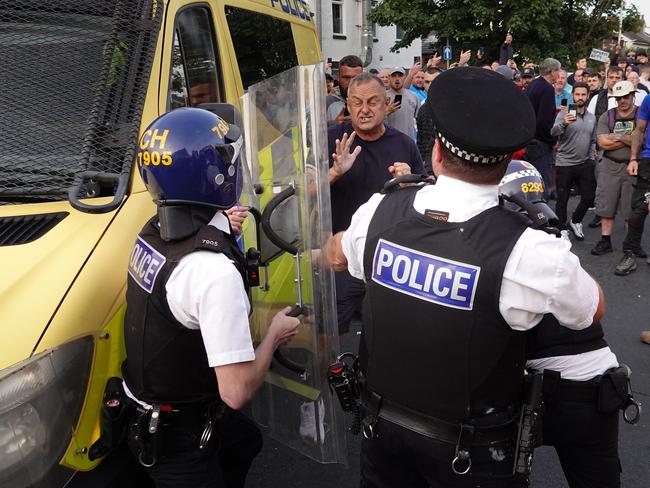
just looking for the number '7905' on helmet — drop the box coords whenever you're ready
[499,160,559,229]
[136,107,243,209]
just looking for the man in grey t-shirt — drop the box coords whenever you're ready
[592,80,640,256]
[550,82,597,239]
[386,67,419,140]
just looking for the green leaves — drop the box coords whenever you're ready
[368,0,641,64]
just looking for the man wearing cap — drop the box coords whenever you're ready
[592,80,642,258]
[325,67,604,487]
[520,68,535,89]
[386,67,420,139]
[614,81,650,275]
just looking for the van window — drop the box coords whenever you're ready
[225,7,298,89]
[169,7,223,109]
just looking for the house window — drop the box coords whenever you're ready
[332,0,343,35]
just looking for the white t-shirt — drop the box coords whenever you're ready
[341,175,600,331]
[166,212,255,368]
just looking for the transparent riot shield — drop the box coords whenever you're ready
[238,64,347,464]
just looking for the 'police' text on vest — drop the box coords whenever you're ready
[371,239,480,310]
[128,236,166,293]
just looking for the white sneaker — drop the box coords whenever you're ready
[569,221,584,240]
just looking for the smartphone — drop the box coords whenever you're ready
[568,103,577,117]
[393,94,402,106]
[327,57,332,64]
[414,56,421,64]
[561,98,568,107]
[478,47,485,57]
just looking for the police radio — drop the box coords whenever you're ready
[327,353,362,434]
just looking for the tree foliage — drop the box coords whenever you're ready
[369,0,640,66]
[623,5,645,33]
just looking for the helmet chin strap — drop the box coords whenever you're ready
[157,204,217,242]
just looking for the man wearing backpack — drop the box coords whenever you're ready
[591,81,641,256]
[615,83,650,275]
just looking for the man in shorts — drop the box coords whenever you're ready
[592,80,641,255]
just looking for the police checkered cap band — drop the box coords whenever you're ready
[499,168,542,185]
[438,133,511,164]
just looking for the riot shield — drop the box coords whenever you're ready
[239,64,347,464]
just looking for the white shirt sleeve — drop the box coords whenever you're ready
[341,193,386,281]
[166,251,255,367]
[500,228,599,331]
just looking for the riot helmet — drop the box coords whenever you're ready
[499,160,558,229]
[136,107,243,209]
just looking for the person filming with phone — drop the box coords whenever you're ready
[551,82,598,239]
[386,67,420,140]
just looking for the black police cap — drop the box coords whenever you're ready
[427,67,536,164]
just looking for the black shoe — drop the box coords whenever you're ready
[615,251,637,276]
[591,239,613,255]
[588,215,601,228]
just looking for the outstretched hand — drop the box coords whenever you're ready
[332,132,362,177]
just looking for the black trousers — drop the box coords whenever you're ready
[360,418,528,488]
[622,161,650,251]
[555,161,596,227]
[334,270,365,334]
[130,408,262,488]
[543,399,620,488]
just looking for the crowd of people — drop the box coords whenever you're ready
[326,43,650,283]
[321,39,648,488]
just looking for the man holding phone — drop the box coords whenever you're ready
[386,67,420,139]
[551,82,598,239]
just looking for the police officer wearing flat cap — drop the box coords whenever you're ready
[121,107,300,488]
[325,68,605,487]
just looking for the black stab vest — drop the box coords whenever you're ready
[122,216,249,404]
[361,187,530,421]
[527,314,607,360]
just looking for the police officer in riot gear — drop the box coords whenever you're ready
[325,68,605,487]
[500,161,637,488]
[121,107,300,488]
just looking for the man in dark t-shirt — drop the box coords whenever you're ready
[327,72,426,333]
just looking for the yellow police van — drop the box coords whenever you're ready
[0,1,321,486]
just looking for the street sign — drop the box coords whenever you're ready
[443,45,452,61]
[589,48,610,63]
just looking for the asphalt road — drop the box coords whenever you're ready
[247,202,650,488]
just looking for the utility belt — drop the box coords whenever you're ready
[541,365,641,424]
[327,355,543,478]
[88,377,224,467]
[128,396,225,467]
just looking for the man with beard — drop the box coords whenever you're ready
[386,67,420,139]
[326,55,363,124]
[551,82,597,239]
[328,72,426,333]
[520,67,535,89]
